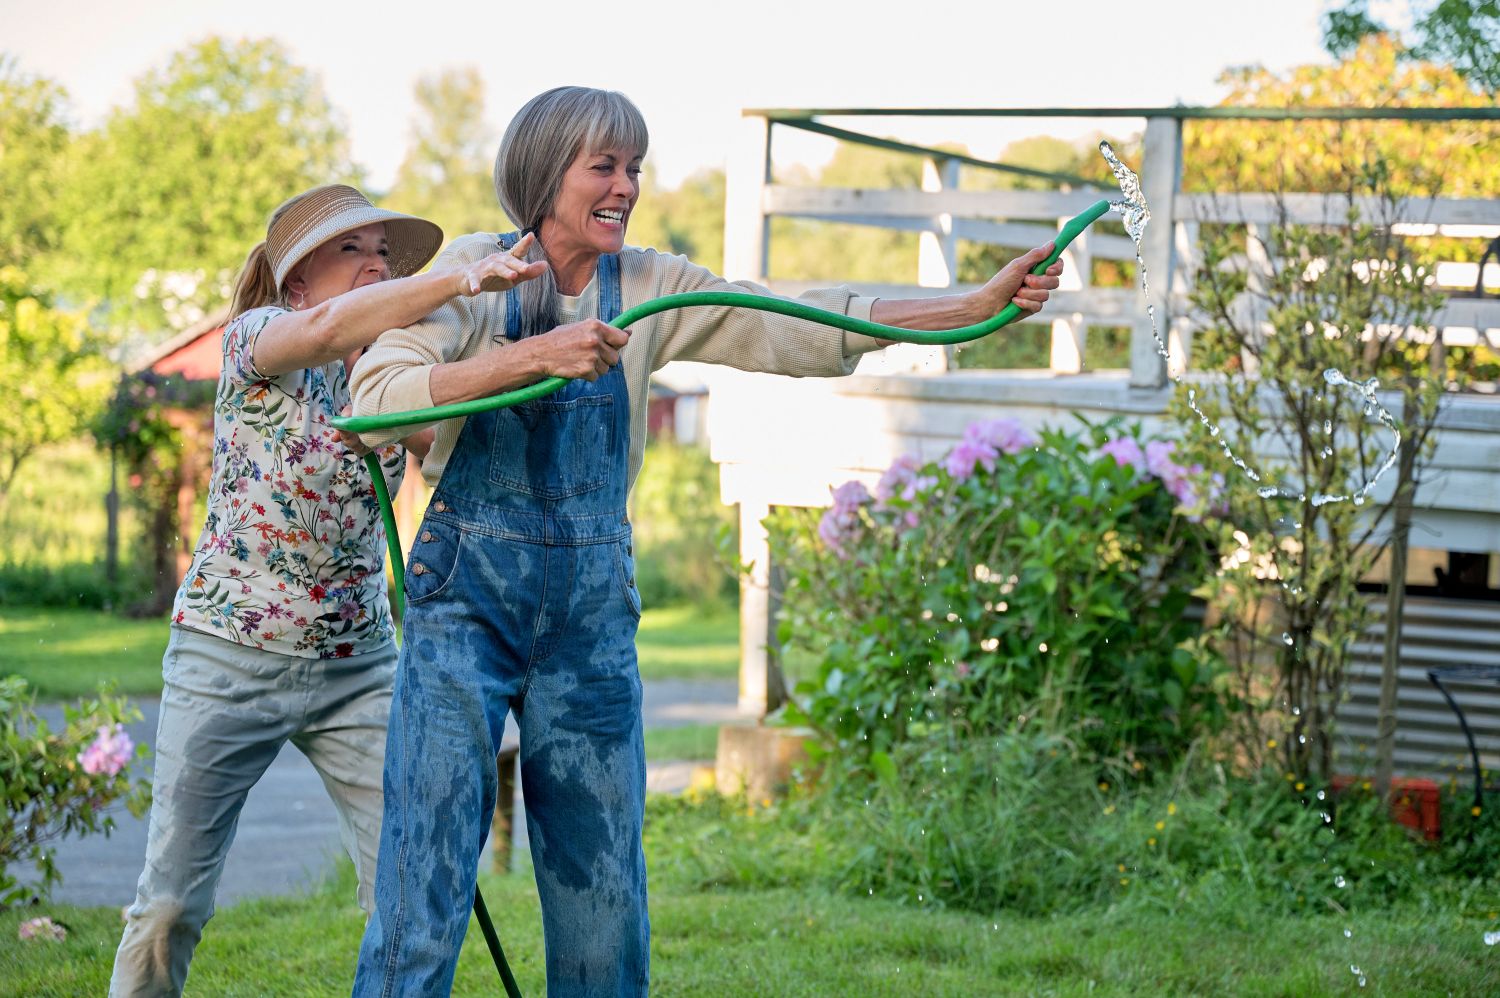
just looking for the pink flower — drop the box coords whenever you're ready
[18,917,66,942]
[1099,437,1147,474]
[818,480,872,557]
[943,439,995,482]
[942,419,1039,482]
[1144,440,1178,479]
[968,418,1038,456]
[954,661,972,679]
[78,724,134,778]
[874,455,935,506]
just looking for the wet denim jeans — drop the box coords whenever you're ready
[354,250,649,997]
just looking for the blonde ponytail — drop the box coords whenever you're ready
[229,241,279,319]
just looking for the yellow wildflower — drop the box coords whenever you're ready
[1155,820,1165,831]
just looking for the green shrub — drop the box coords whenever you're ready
[630,439,737,609]
[770,417,1227,768]
[0,676,151,907]
[649,731,1500,921]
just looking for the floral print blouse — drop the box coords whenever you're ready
[172,306,406,658]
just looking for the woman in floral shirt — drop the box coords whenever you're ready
[110,184,550,997]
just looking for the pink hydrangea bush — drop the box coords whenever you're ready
[772,417,1227,768]
[1,678,150,908]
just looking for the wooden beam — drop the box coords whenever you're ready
[1175,193,1500,228]
[765,185,1110,222]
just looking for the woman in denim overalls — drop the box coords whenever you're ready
[351,86,1064,997]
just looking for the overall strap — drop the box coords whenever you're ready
[597,251,622,324]
[497,232,622,340]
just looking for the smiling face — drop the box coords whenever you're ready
[545,145,642,262]
[284,222,390,308]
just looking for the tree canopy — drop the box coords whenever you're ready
[0,58,70,273]
[1323,0,1499,95]
[1183,35,1498,206]
[48,37,357,339]
[383,67,508,244]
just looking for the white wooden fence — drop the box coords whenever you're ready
[712,106,1500,779]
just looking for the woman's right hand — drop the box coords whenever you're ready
[461,232,549,295]
[530,319,631,381]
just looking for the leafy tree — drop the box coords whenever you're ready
[1323,0,1500,95]
[48,37,357,339]
[0,57,71,272]
[1184,35,1496,205]
[0,268,111,503]
[629,166,727,275]
[383,67,508,243]
[1181,177,1448,785]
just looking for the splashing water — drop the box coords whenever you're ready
[1100,141,1263,484]
[1099,141,1401,506]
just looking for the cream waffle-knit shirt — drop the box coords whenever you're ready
[350,233,883,489]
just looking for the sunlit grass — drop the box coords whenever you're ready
[0,603,739,701]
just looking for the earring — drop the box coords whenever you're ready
[290,289,306,311]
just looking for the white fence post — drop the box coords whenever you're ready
[918,156,959,288]
[1050,215,1091,373]
[737,499,776,718]
[724,115,772,283]
[1170,220,1199,375]
[1131,116,1182,388]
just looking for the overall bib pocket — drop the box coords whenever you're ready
[488,395,617,500]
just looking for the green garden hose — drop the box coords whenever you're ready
[337,196,1111,995]
[337,198,1110,439]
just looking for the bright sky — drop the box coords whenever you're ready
[6,0,1340,189]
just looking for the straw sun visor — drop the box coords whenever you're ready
[269,184,444,291]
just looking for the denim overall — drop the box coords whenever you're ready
[354,241,648,997]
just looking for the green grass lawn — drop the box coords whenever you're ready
[634,604,738,681]
[0,607,169,699]
[0,603,739,701]
[643,724,720,762]
[3,854,1494,996]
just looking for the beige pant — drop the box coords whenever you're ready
[109,626,395,998]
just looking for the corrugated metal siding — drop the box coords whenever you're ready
[1339,596,1500,781]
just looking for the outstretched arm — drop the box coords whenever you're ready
[868,243,1064,336]
[252,233,547,377]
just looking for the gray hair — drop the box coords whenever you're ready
[494,87,649,337]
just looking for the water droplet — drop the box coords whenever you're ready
[1335,875,1347,888]
[1282,632,1294,646]
[1344,927,1353,939]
